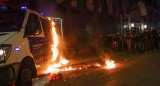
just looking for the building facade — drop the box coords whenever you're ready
[1,0,160,54]
[28,0,160,54]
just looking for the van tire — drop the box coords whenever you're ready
[15,57,37,86]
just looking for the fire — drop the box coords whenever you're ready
[59,57,69,65]
[45,58,75,73]
[105,60,116,69]
[51,21,59,62]
[60,66,76,71]
[45,19,75,74]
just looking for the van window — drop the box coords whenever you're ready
[40,18,52,38]
[0,10,25,32]
[25,13,42,36]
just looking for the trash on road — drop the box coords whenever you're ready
[32,76,50,86]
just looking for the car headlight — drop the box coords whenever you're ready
[0,44,12,63]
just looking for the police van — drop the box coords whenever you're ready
[0,6,53,86]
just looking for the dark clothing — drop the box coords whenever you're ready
[140,34,145,52]
[135,35,140,42]
[126,33,132,39]
[115,34,121,41]
[144,31,151,39]
[150,32,155,50]
[145,39,151,52]
[134,35,141,52]
[144,31,151,52]
[158,34,160,49]
[107,34,112,49]
[158,35,160,41]
[115,34,121,51]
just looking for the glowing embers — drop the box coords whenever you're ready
[105,60,116,69]
[45,58,75,74]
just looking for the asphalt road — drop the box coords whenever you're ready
[48,51,160,86]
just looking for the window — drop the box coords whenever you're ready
[40,18,52,38]
[25,13,41,36]
[0,10,25,32]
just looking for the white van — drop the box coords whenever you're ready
[0,7,53,86]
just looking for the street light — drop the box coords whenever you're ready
[123,25,127,28]
[144,24,147,28]
[131,23,134,27]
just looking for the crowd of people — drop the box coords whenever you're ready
[104,28,160,54]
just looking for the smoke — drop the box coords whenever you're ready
[57,33,68,58]
[89,38,110,63]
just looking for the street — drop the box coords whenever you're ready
[47,51,160,86]
[0,1,160,86]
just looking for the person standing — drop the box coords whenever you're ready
[151,28,158,50]
[140,33,145,52]
[126,30,132,52]
[112,34,116,50]
[135,33,141,52]
[107,34,112,49]
[150,29,155,50]
[115,32,121,52]
[144,29,151,54]
[158,33,160,49]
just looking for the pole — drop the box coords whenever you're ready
[120,15,123,52]
[60,19,63,38]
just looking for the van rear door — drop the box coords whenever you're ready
[40,18,53,63]
[25,13,46,67]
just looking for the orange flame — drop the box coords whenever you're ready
[51,21,59,62]
[59,57,69,65]
[45,58,75,73]
[45,19,75,74]
[60,66,76,71]
[105,60,116,69]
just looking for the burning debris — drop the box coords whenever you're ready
[105,60,116,69]
[50,73,63,81]
[39,19,116,86]
[87,63,101,68]
[44,19,75,74]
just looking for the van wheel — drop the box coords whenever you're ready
[16,58,37,86]
[21,69,32,84]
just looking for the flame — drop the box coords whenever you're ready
[45,59,75,73]
[46,65,60,73]
[105,60,116,69]
[51,21,59,62]
[59,57,69,65]
[60,66,76,71]
[45,19,75,74]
